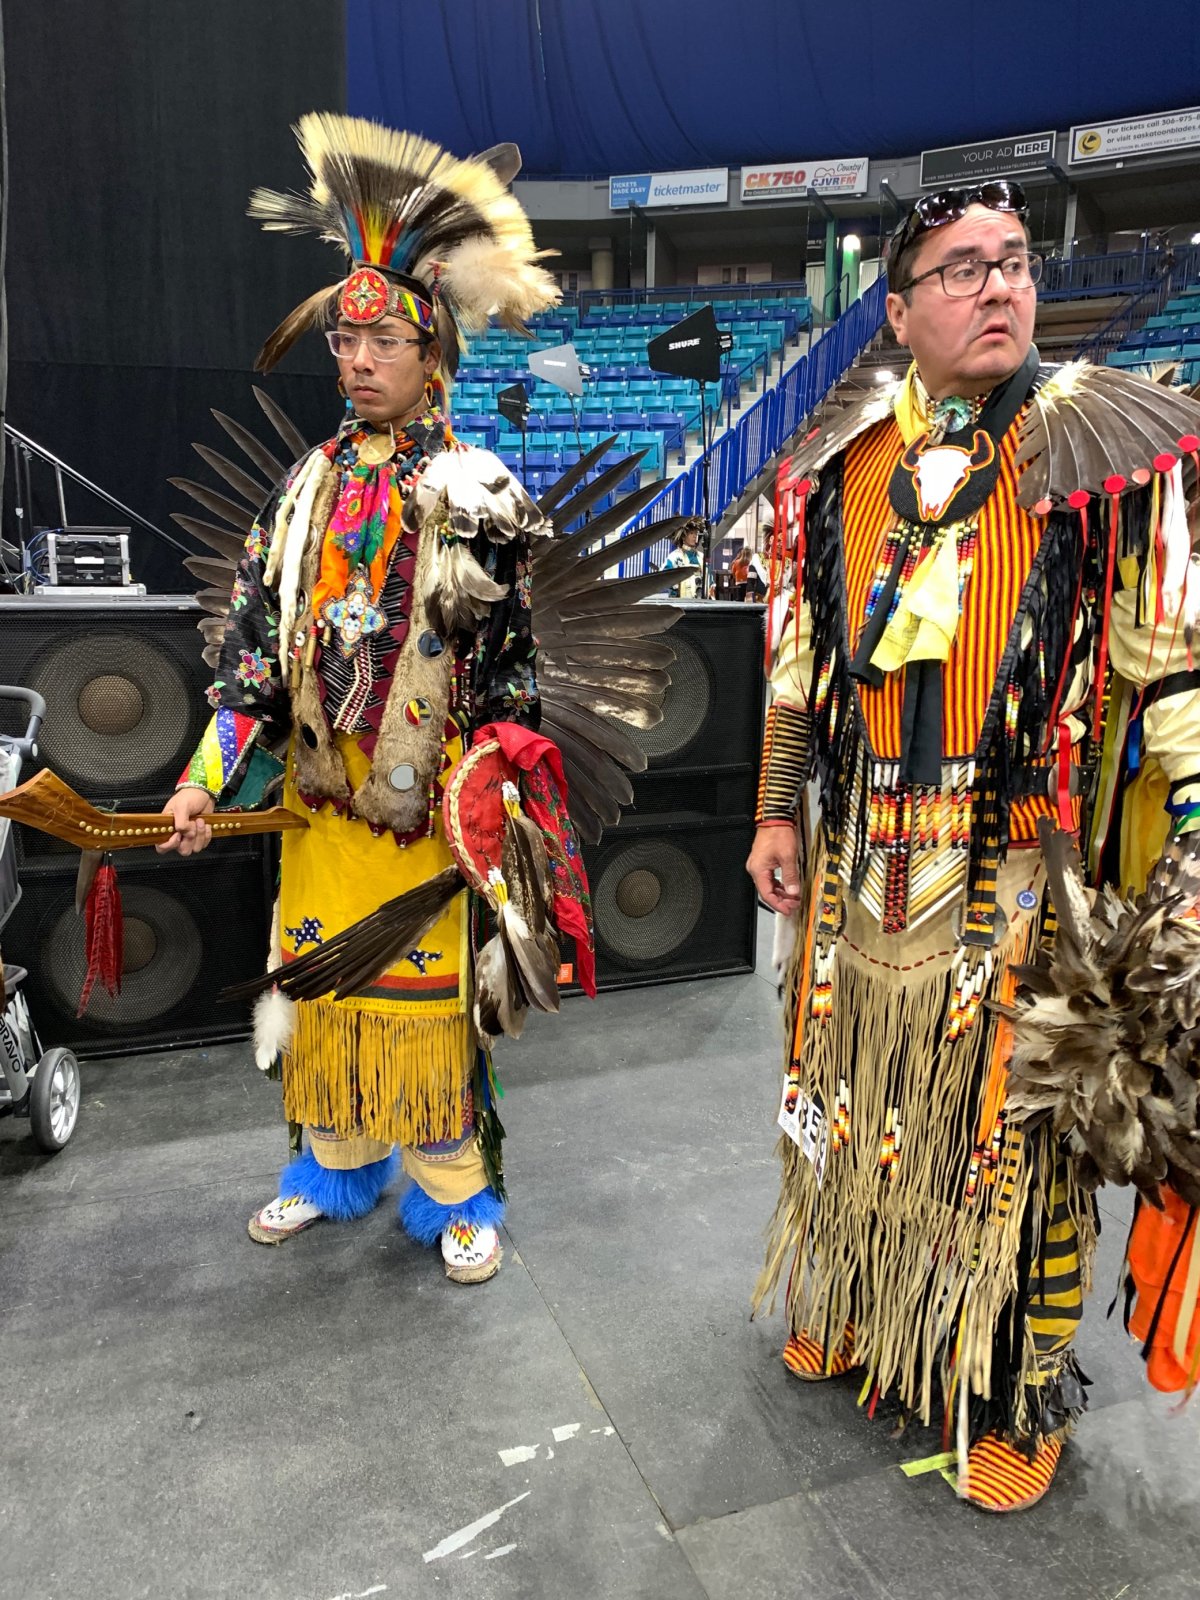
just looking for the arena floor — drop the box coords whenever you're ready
[3,914,1197,1600]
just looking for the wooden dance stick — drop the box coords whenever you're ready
[0,768,308,850]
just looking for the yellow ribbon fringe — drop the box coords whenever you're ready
[282,1000,472,1148]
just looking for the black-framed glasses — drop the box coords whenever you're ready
[890,181,1029,260]
[326,329,424,362]
[900,252,1043,298]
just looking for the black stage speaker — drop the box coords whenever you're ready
[577,599,765,990]
[0,595,210,812]
[3,840,272,1058]
[0,595,272,1055]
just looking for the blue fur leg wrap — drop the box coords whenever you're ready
[278,1147,399,1222]
[398,1181,506,1247]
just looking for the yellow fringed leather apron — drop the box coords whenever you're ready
[278,729,472,1147]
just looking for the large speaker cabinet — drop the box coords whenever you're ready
[578,599,765,990]
[0,596,272,1055]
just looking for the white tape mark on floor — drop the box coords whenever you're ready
[551,1423,581,1442]
[498,1445,538,1467]
[321,1586,387,1600]
[485,1545,517,1561]
[423,1493,531,1564]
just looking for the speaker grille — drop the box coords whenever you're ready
[592,836,705,965]
[5,839,271,1056]
[630,632,713,765]
[26,632,197,796]
[0,600,209,803]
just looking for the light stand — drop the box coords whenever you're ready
[527,342,591,516]
[646,306,733,600]
[496,382,531,479]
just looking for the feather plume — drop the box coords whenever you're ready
[211,409,288,486]
[787,379,899,484]
[253,283,339,374]
[248,113,558,364]
[435,235,559,336]
[252,987,296,1072]
[1016,362,1200,508]
[995,818,1200,1206]
[473,930,526,1043]
[425,538,510,637]
[404,448,546,545]
[252,386,310,464]
[191,444,270,509]
[169,515,247,563]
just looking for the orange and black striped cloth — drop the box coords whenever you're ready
[840,415,1075,844]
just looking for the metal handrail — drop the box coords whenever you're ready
[1077,267,1176,365]
[622,275,888,572]
[4,421,188,557]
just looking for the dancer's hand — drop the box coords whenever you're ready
[158,787,215,856]
[746,822,803,915]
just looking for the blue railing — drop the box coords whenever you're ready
[622,275,888,571]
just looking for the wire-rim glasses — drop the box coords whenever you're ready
[326,329,424,362]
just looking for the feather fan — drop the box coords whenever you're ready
[995,818,1200,1207]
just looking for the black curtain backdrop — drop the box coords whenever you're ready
[5,0,347,591]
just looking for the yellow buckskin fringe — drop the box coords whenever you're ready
[283,1003,472,1147]
[755,863,1053,1427]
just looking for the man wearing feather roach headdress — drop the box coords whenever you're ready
[156,114,686,1284]
[746,181,1200,1507]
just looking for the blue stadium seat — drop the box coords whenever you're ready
[455,415,498,450]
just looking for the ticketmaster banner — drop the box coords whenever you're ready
[609,168,729,209]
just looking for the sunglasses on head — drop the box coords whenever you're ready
[890,181,1029,260]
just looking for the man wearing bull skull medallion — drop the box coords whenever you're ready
[746,183,1200,1509]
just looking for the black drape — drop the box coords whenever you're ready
[5,0,347,591]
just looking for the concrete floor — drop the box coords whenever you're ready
[3,915,1199,1600]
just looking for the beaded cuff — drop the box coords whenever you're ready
[755,701,811,824]
[177,707,262,801]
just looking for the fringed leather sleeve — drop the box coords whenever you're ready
[755,700,811,824]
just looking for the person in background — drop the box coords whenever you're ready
[730,546,751,601]
[663,519,703,598]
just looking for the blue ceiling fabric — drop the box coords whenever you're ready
[346,0,1200,178]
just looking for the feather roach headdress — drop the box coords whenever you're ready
[248,113,559,374]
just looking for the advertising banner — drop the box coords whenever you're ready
[740,158,869,200]
[919,131,1055,187]
[1070,106,1200,165]
[609,169,729,209]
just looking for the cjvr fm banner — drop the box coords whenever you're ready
[741,158,868,200]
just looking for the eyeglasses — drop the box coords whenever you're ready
[326,330,425,362]
[901,252,1043,297]
[890,181,1029,260]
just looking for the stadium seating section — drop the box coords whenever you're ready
[450,295,813,501]
[1105,285,1200,385]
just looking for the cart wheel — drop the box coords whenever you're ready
[29,1047,81,1152]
